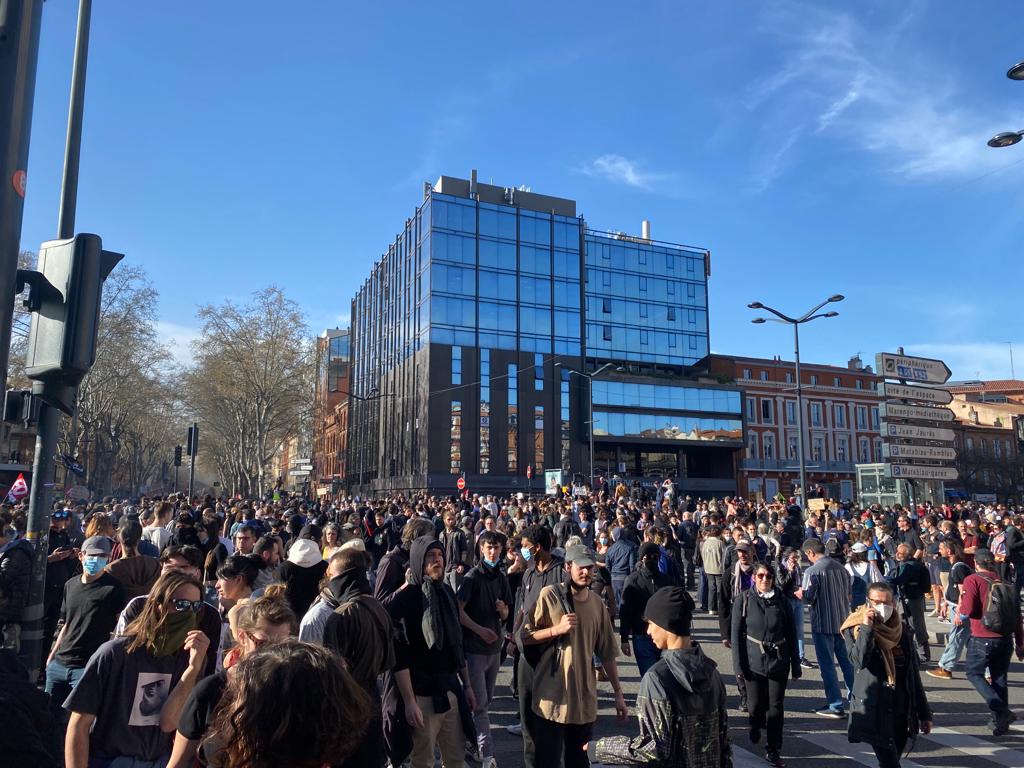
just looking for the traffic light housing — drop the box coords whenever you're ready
[21,234,122,413]
[173,445,182,467]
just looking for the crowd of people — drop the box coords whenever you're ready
[0,482,1022,768]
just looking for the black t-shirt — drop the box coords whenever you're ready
[55,573,126,668]
[457,564,512,655]
[177,670,228,761]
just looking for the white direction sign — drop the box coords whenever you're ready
[886,464,958,481]
[881,421,956,442]
[288,469,310,477]
[879,402,955,422]
[883,444,957,461]
[876,353,952,385]
[296,464,314,472]
[881,382,953,405]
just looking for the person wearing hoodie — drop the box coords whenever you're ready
[106,517,161,602]
[278,537,328,617]
[620,542,675,677]
[374,516,436,603]
[386,536,476,768]
[595,586,732,768]
[0,511,34,650]
[322,545,395,768]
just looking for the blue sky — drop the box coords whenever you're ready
[19,1,1024,379]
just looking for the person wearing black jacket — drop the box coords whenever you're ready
[888,543,932,662]
[719,539,755,712]
[676,512,699,589]
[620,543,674,677]
[732,562,800,768]
[0,517,33,650]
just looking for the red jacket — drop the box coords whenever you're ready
[959,569,1024,646]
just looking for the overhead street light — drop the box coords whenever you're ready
[747,294,844,510]
[555,361,625,488]
[989,59,1023,147]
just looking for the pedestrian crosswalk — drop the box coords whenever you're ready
[925,726,1024,768]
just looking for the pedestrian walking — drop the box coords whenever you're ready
[888,543,932,662]
[929,540,972,680]
[620,542,674,677]
[701,526,726,614]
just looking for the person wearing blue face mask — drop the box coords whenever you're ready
[456,530,513,768]
[45,535,127,718]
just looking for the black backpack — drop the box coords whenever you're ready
[981,575,1020,636]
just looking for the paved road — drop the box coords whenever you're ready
[485,607,1024,767]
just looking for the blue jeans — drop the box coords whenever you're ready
[789,597,805,659]
[699,570,709,610]
[632,634,661,678]
[611,577,626,613]
[45,658,87,704]
[938,620,971,671]
[965,635,1012,717]
[812,632,854,712]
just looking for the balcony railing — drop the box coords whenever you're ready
[741,458,856,472]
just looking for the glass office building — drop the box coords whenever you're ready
[348,173,742,494]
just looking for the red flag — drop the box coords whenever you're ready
[7,473,28,502]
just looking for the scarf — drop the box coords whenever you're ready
[421,577,461,652]
[733,559,753,597]
[840,604,903,685]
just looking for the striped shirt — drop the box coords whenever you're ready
[801,556,852,634]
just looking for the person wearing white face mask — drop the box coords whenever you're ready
[841,582,933,768]
[731,563,800,767]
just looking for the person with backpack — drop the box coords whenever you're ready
[929,540,973,680]
[845,543,883,610]
[958,548,1024,735]
[887,544,932,663]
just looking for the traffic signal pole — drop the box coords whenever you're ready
[21,0,94,675]
[0,0,44,394]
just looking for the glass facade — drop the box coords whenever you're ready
[593,412,742,442]
[480,350,490,474]
[591,382,740,413]
[508,363,518,473]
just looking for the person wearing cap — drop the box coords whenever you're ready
[278,537,328,617]
[106,517,161,601]
[620,542,674,677]
[521,543,626,768]
[844,542,883,610]
[45,535,127,710]
[595,586,731,767]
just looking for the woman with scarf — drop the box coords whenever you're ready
[386,536,477,768]
[841,581,933,768]
[64,570,211,768]
[731,562,800,768]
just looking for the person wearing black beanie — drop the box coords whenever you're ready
[596,586,731,766]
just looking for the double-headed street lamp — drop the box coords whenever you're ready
[554,361,623,489]
[747,295,843,509]
[987,60,1024,148]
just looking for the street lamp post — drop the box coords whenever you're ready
[555,362,619,489]
[987,59,1024,148]
[748,295,843,509]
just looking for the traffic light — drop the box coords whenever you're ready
[173,445,182,467]
[186,425,198,456]
[20,234,122,413]
[2,389,38,425]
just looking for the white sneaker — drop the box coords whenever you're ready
[505,723,523,736]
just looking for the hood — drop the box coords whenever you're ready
[288,538,323,568]
[408,535,441,586]
[327,567,370,605]
[661,645,715,693]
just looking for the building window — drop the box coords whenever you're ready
[560,373,570,469]
[859,438,870,462]
[855,380,863,390]
[450,400,462,473]
[834,405,846,429]
[836,436,848,462]
[856,406,867,430]
[639,302,648,318]
[601,271,611,288]
[833,376,841,387]
[639,276,648,293]
[785,372,793,384]
[746,397,757,422]
[760,370,768,381]
[787,435,799,460]
[810,375,818,386]
[742,368,751,379]
[994,439,1002,459]
[667,281,676,296]
[785,401,796,425]
[747,431,759,460]
[534,406,544,472]
[870,407,879,430]
[873,438,882,461]
[640,329,650,345]
[480,350,490,474]
[667,307,676,322]
[761,399,773,424]
[966,437,974,451]
[602,297,611,314]
[980,438,988,455]
[812,436,825,461]
[508,364,518,472]
[810,402,822,427]
[534,353,544,391]
[763,433,776,460]
[451,346,462,385]
[602,325,612,341]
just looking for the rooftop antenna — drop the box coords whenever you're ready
[1007,341,1016,379]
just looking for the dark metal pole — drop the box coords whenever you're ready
[21,0,93,674]
[0,0,44,390]
[793,321,808,510]
[187,421,197,499]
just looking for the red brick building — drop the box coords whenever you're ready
[312,329,350,496]
[707,354,882,502]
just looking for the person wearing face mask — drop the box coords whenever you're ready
[620,542,675,676]
[732,564,800,768]
[456,530,512,768]
[45,536,127,713]
[841,582,933,768]
[64,570,211,768]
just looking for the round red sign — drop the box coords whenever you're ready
[456,477,466,490]
[12,170,26,198]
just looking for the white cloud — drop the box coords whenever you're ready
[577,154,680,196]
[902,342,1019,382]
[155,321,202,368]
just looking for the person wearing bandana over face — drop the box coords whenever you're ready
[732,563,800,767]
[45,536,126,716]
[64,570,210,768]
[841,582,933,768]
[387,536,477,768]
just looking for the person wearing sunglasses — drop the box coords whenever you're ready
[64,570,210,768]
[731,563,800,767]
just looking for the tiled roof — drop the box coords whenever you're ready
[947,380,1024,393]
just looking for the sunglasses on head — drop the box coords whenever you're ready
[171,598,203,613]
[53,511,69,519]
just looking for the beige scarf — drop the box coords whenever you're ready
[840,604,903,685]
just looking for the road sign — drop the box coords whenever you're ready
[876,353,952,385]
[290,458,311,466]
[288,469,309,477]
[296,464,313,472]
[883,444,957,461]
[457,477,466,490]
[879,402,954,422]
[881,382,953,405]
[881,421,956,442]
[886,464,958,481]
